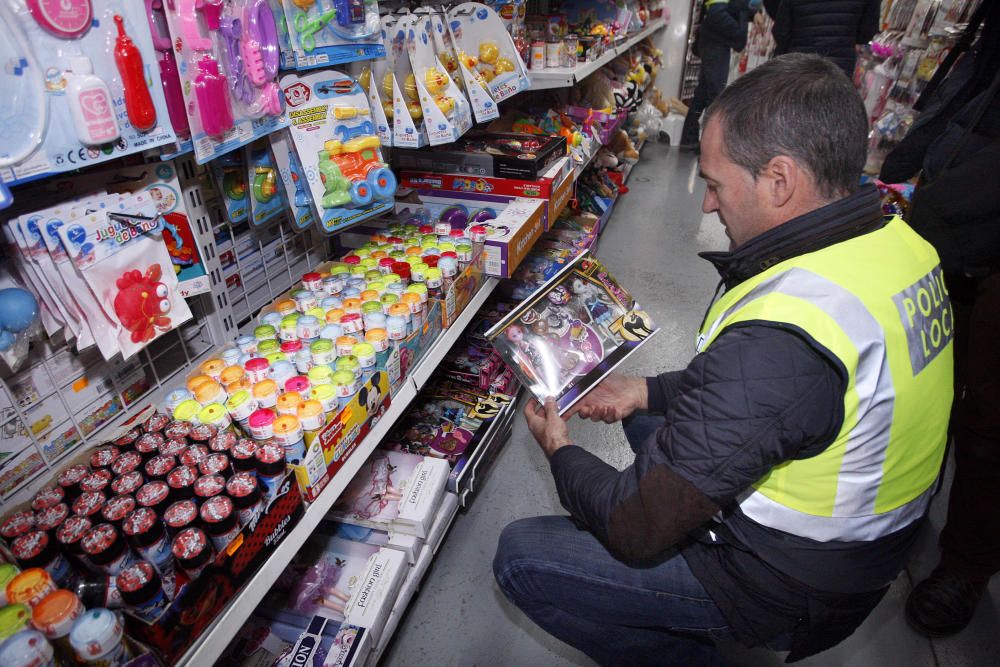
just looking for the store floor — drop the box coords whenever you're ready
[382,143,1000,666]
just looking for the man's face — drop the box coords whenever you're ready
[699,117,769,250]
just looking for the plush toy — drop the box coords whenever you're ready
[609,129,639,160]
[114,265,172,343]
[594,147,618,169]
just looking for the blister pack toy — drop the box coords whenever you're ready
[279,69,396,235]
[447,3,530,107]
[57,192,193,359]
[210,151,250,224]
[1,221,64,338]
[403,13,473,145]
[244,137,287,226]
[363,14,396,147]
[269,129,317,230]
[0,1,177,185]
[161,0,288,164]
[384,15,428,148]
[279,0,385,70]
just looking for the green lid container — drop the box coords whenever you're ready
[335,355,360,373]
[0,604,30,642]
[173,399,202,422]
[254,324,277,341]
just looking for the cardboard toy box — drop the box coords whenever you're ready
[392,133,567,180]
[402,156,573,230]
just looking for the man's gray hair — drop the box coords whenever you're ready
[703,53,869,200]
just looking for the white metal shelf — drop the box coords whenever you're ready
[527,20,668,91]
[175,277,498,667]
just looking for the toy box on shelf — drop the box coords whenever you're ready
[393,133,566,180]
[402,155,574,231]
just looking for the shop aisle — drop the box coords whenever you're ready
[382,143,1000,667]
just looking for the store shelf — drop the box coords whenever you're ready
[527,19,668,91]
[175,278,498,667]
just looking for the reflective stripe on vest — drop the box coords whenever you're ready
[697,217,952,542]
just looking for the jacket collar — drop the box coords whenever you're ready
[700,184,885,289]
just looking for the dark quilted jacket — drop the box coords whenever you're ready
[548,185,924,659]
[771,0,881,76]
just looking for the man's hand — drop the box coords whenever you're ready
[566,374,647,423]
[524,398,572,458]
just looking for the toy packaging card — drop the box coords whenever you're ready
[404,13,473,146]
[244,137,287,226]
[56,192,193,360]
[385,16,429,148]
[366,15,396,147]
[487,252,658,415]
[428,8,498,124]
[160,0,288,164]
[210,152,251,224]
[279,69,396,235]
[269,130,317,230]
[279,0,385,70]
[447,3,531,105]
[0,1,177,184]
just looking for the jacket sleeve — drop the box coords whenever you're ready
[702,1,750,51]
[549,323,845,563]
[856,0,881,45]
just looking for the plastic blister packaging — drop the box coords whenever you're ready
[0,0,177,185]
[244,137,287,226]
[269,129,316,230]
[0,267,40,371]
[280,0,385,70]
[447,3,531,107]
[57,192,193,359]
[384,15,428,148]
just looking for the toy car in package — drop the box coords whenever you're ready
[487,252,658,414]
[279,69,396,235]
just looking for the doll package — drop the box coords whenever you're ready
[160,0,288,164]
[279,69,396,235]
[57,192,193,359]
[279,0,385,70]
[487,252,659,414]
[403,12,473,145]
[0,0,176,184]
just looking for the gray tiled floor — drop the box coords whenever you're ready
[382,143,1000,666]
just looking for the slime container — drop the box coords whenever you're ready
[116,560,169,622]
[200,496,241,551]
[69,607,130,666]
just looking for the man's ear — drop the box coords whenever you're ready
[761,155,799,209]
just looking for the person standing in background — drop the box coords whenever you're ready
[764,0,881,78]
[679,0,755,151]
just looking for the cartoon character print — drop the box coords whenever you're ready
[570,275,618,339]
[114,264,172,343]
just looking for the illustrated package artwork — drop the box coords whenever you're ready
[487,252,658,414]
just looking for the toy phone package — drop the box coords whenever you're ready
[279,69,396,235]
[161,0,287,164]
[383,15,428,148]
[448,3,531,107]
[487,252,658,415]
[0,1,176,185]
[279,0,385,70]
[269,130,317,230]
[404,13,473,145]
[244,137,287,226]
[57,192,193,359]
[41,198,123,361]
[210,152,250,224]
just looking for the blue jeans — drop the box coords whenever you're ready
[493,413,733,666]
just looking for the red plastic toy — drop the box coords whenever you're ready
[114,265,172,343]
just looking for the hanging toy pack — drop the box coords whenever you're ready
[245,136,287,226]
[385,16,428,148]
[0,224,61,338]
[279,69,396,235]
[0,1,177,185]
[431,10,496,124]
[161,0,288,164]
[269,130,316,230]
[57,192,193,359]
[403,13,473,146]
[279,0,385,70]
[364,14,396,147]
[448,3,530,107]
[210,151,251,224]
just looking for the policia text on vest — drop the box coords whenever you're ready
[893,266,954,375]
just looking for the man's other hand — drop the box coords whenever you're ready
[566,374,647,423]
[524,398,572,458]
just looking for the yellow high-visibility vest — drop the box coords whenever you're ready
[697,216,953,542]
